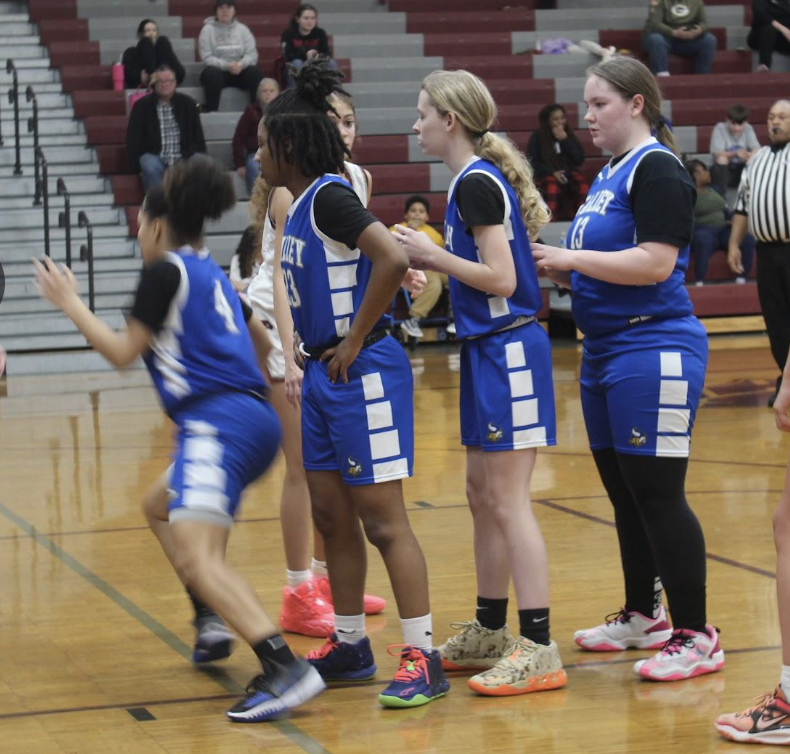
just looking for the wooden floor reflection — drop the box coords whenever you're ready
[0,334,786,753]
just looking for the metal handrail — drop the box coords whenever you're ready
[26,86,40,205]
[57,178,72,268]
[35,146,50,258]
[78,211,95,313]
[6,59,22,174]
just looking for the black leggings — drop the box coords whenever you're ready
[748,22,790,68]
[592,448,707,630]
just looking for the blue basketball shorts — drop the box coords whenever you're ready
[580,316,708,457]
[460,320,557,451]
[301,334,414,485]
[168,392,281,526]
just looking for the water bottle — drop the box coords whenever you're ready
[111,58,125,91]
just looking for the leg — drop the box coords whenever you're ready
[757,247,790,373]
[199,65,225,113]
[537,175,561,216]
[285,58,304,89]
[693,32,717,74]
[739,232,756,278]
[748,23,778,69]
[709,163,729,196]
[138,153,167,193]
[642,32,670,74]
[776,455,790,667]
[237,65,264,103]
[690,225,717,283]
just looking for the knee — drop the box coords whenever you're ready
[200,66,222,85]
[172,547,204,586]
[643,32,667,50]
[360,513,401,552]
[466,477,488,517]
[311,498,339,539]
[702,33,717,51]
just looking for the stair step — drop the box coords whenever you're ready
[0,239,136,262]
[0,162,103,182]
[0,174,105,197]
[3,292,135,316]
[2,205,120,229]
[0,146,93,167]
[5,349,144,375]
[0,192,115,211]
[0,119,82,136]
[1,58,53,69]
[4,255,139,279]
[6,269,138,300]
[0,224,129,244]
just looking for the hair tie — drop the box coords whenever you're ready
[476,128,490,138]
[656,115,666,129]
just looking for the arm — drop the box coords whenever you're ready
[562,136,585,168]
[710,124,730,161]
[526,132,552,178]
[645,3,676,36]
[318,28,331,56]
[281,28,301,62]
[727,213,750,274]
[199,27,228,69]
[34,258,150,368]
[692,3,709,34]
[239,25,258,68]
[191,98,207,154]
[126,101,145,173]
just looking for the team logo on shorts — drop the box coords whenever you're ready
[347,456,363,476]
[629,428,647,448]
[486,422,503,442]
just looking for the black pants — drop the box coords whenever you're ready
[756,242,790,373]
[748,22,790,68]
[710,161,744,196]
[200,65,264,112]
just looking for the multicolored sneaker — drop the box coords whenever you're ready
[573,607,672,651]
[467,637,568,696]
[192,614,235,664]
[378,645,450,708]
[305,633,377,682]
[226,659,325,723]
[437,619,515,671]
[715,685,790,744]
[279,580,334,638]
[313,576,387,616]
[634,625,724,681]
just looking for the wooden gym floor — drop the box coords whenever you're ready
[0,334,786,753]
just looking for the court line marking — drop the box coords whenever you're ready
[0,499,333,754]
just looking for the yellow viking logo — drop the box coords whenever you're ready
[487,422,503,442]
[347,456,363,477]
[629,428,647,447]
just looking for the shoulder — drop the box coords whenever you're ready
[633,148,688,182]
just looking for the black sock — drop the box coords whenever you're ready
[252,634,296,673]
[186,587,214,620]
[476,596,508,631]
[519,608,550,645]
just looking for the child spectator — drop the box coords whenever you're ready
[709,104,761,195]
[122,19,185,90]
[527,104,588,221]
[686,159,756,285]
[280,4,336,88]
[642,0,717,75]
[390,195,450,339]
[232,78,280,194]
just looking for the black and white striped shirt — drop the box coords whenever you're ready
[734,142,790,244]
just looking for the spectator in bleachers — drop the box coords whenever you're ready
[748,0,790,71]
[229,225,263,293]
[126,65,207,193]
[233,78,281,194]
[709,103,761,195]
[389,195,450,340]
[199,0,264,113]
[280,4,336,89]
[527,103,588,221]
[642,0,717,75]
[686,159,755,285]
[122,19,185,90]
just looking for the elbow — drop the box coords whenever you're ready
[651,263,675,285]
[495,281,517,298]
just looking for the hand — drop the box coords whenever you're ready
[736,148,750,162]
[293,331,305,369]
[391,224,439,270]
[686,24,702,38]
[33,257,80,311]
[284,358,303,408]
[237,166,246,178]
[551,124,567,141]
[141,70,150,85]
[553,170,569,185]
[229,62,242,75]
[403,268,427,297]
[775,384,790,432]
[321,333,362,384]
[727,246,743,274]
[531,241,577,273]
[306,49,318,59]
[672,28,691,39]
[772,20,790,42]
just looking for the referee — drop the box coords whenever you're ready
[729,99,790,405]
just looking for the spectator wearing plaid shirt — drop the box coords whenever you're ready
[126,65,207,193]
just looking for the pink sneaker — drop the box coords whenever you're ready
[635,625,724,682]
[279,580,334,638]
[574,606,672,651]
[314,576,386,616]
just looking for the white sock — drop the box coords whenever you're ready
[400,613,433,650]
[286,569,313,589]
[335,613,365,644]
[780,665,790,694]
[311,558,328,578]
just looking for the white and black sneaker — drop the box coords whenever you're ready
[192,614,235,664]
[400,317,424,339]
[226,659,326,723]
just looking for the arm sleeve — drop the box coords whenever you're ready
[709,122,726,154]
[645,3,675,35]
[126,101,145,173]
[455,173,506,231]
[745,124,761,150]
[630,151,696,247]
[281,28,301,62]
[695,3,709,33]
[193,101,207,154]
[240,25,258,67]
[156,36,186,85]
[734,163,751,215]
[199,26,227,69]
[318,29,331,56]
[130,260,181,333]
[313,182,378,248]
[561,136,585,168]
[526,131,552,177]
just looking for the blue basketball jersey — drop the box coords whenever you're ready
[445,158,543,339]
[281,174,387,347]
[566,138,694,338]
[143,247,266,417]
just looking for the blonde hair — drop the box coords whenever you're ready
[421,69,549,238]
[586,57,678,155]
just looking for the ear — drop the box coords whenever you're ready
[445,112,457,132]
[631,94,645,118]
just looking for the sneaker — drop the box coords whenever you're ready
[313,575,386,616]
[574,607,672,651]
[192,614,235,664]
[715,685,790,745]
[226,659,325,723]
[279,580,334,638]
[467,637,567,696]
[306,632,377,682]
[634,625,724,681]
[437,619,515,671]
[400,317,424,339]
[378,645,450,708]
[735,276,747,284]
[446,322,456,336]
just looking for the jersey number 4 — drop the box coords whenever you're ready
[214,280,240,334]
